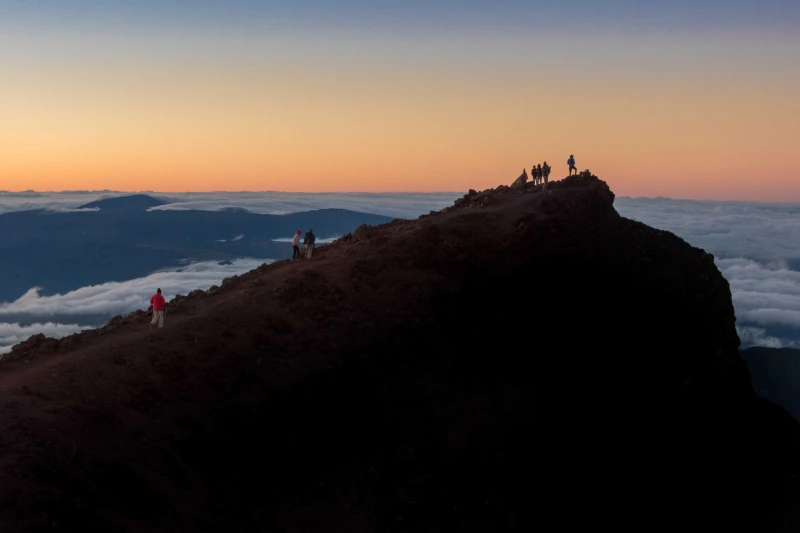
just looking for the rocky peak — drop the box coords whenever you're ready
[1,173,798,532]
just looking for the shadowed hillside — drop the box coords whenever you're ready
[2,174,800,532]
[743,346,800,420]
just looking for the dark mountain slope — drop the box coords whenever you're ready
[1,175,799,532]
[0,200,392,301]
[742,346,800,420]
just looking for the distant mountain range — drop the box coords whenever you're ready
[0,194,392,302]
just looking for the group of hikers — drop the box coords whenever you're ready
[525,155,579,185]
[147,156,582,330]
[292,229,316,261]
[147,229,318,330]
[530,162,552,185]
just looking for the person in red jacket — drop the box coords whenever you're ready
[149,288,167,330]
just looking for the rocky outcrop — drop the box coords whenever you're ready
[511,168,528,188]
[1,174,799,532]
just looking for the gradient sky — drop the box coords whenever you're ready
[1,1,798,198]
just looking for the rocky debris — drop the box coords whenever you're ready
[106,315,124,328]
[511,168,529,188]
[352,223,375,242]
[10,333,47,353]
[0,333,51,363]
[126,309,147,322]
[452,173,605,211]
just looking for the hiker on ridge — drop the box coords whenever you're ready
[536,164,543,185]
[568,154,577,176]
[543,162,551,184]
[149,288,167,331]
[291,230,302,261]
[304,229,316,259]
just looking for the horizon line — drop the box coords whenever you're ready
[3,190,800,205]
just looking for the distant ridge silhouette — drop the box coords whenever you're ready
[78,194,168,211]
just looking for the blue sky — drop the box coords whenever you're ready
[3,1,799,33]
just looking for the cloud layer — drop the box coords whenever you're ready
[0,258,270,354]
[272,237,338,244]
[0,191,462,219]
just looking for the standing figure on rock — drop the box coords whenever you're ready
[291,230,302,261]
[304,229,316,259]
[536,164,543,186]
[543,162,551,185]
[149,288,167,331]
[568,154,577,176]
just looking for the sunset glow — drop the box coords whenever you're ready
[1,1,798,199]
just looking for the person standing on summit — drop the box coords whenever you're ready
[149,288,167,331]
[291,230,302,261]
[304,229,316,259]
[568,154,577,176]
[542,161,551,184]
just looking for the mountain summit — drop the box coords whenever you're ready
[2,173,799,532]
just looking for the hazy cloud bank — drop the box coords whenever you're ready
[0,258,270,353]
[0,191,462,219]
[272,236,338,244]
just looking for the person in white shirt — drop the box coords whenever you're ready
[291,230,302,261]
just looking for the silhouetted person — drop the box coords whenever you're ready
[568,154,577,175]
[304,229,316,259]
[543,161,551,184]
[291,230,302,261]
[149,288,167,330]
[537,164,543,185]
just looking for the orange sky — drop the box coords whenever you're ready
[1,26,798,199]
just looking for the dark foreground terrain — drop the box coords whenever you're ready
[2,174,800,532]
[743,346,800,421]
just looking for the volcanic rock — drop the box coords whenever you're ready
[0,174,798,532]
[511,168,528,188]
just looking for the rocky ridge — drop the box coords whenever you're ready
[0,172,799,532]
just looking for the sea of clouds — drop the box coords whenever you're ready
[0,190,798,351]
[0,258,270,353]
[0,190,460,219]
